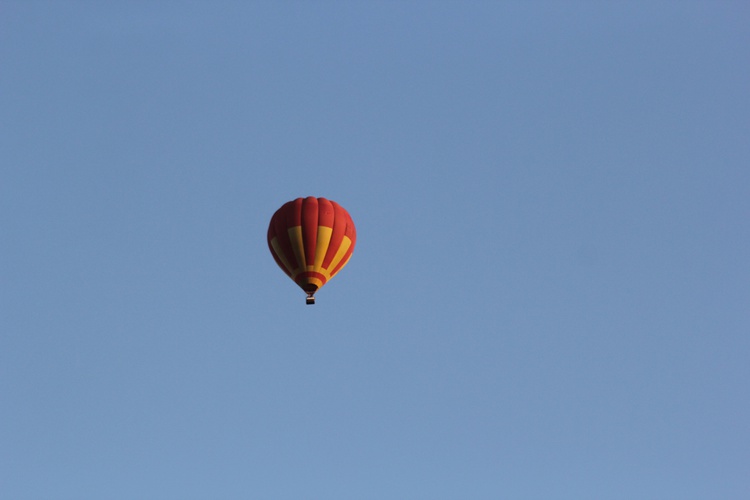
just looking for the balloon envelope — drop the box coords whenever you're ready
[267,197,356,303]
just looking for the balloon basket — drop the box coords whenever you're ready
[306,295,315,305]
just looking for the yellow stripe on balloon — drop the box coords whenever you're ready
[326,235,352,276]
[270,237,295,276]
[287,226,305,271]
[314,226,333,269]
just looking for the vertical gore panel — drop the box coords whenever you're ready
[271,201,299,272]
[269,238,294,276]
[314,198,335,269]
[266,218,279,265]
[284,198,304,271]
[327,235,352,276]
[314,226,333,269]
[330,236,355,276]
[287,225,306,270]
[317,198,335,228]
[268,244,289,275]
[321,202,346,269]
[287,198,303,227]
[329,201,356,276]
[301,197,319,267]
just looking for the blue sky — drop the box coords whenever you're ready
[2,2,749,498]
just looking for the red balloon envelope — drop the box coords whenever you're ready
[267,197,357,304]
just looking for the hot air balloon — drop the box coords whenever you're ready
[267,197,356,304]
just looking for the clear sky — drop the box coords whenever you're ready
[2,1,749,498]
